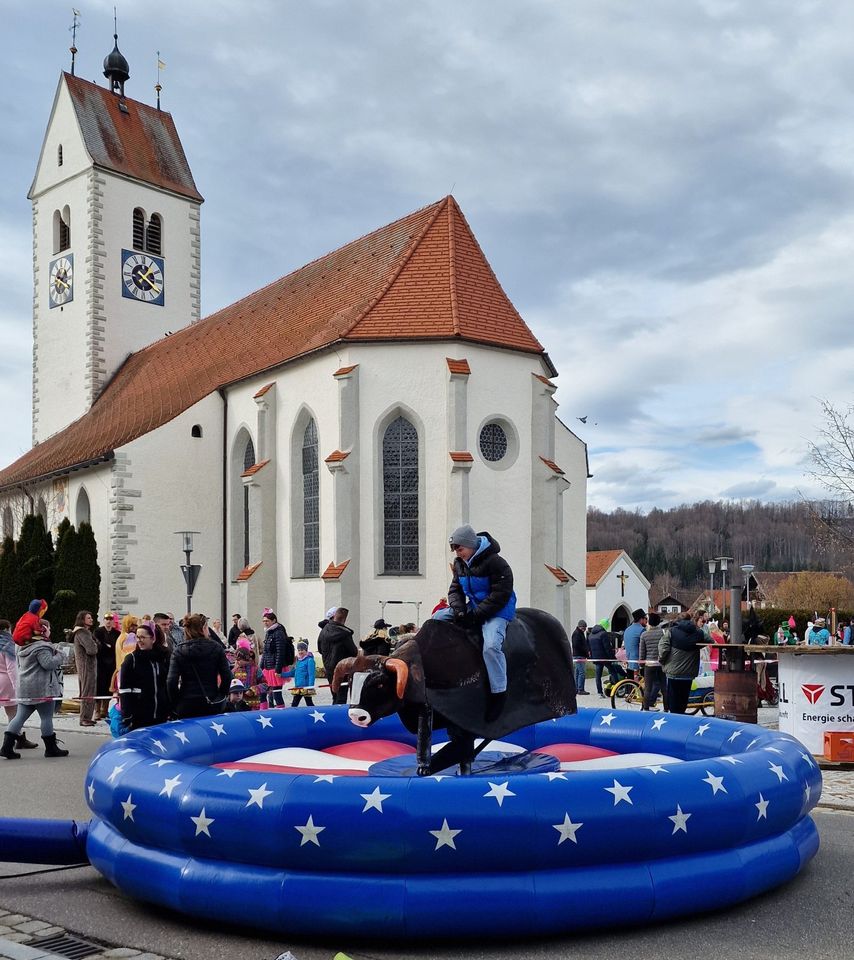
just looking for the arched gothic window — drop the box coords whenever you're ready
[75,487,91,527]
[242,436,256,568]
[54,207,71,254]
[302,419,319,576]
[382,415,419,574]
[58,144,63,167]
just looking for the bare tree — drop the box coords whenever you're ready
[805,400,854,552]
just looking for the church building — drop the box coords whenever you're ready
[0,41,588,640]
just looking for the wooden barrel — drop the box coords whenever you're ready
[714,670,758,724]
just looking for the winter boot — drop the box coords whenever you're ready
[42,733,69,758]
[16,732,38,749]
[1,731,21,760]
[484,690,507,724]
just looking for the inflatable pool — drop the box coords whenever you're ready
[84,706,821,938]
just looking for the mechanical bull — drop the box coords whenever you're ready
[332,607,577,775]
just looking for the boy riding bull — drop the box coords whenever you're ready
[433,524,516,722]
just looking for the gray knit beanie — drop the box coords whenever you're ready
[449,524,479,550]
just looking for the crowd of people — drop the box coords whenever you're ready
[0,595,424,761]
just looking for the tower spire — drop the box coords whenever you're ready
[103,11,130,98]
[69,8,81,75]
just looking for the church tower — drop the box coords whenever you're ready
[29,35,203,442]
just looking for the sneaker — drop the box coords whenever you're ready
[577,691,589,696]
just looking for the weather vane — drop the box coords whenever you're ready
[69,7,81,75]
[156,51,166,110]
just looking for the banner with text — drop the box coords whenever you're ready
[777,655,854,754]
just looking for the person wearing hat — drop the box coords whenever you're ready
[807,618,830,646]
[290,641,317,707]
[570,620,590,695]
[360,619,393,657]
[434,523,517,722]
[12,599,49,646]
[622,609,649,679]
[224,678,251,712]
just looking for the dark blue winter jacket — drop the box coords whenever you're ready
[448,532,516,622]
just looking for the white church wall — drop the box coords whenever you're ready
[556,422,588,625]
[113,394,223,617]
[586,553,650,629]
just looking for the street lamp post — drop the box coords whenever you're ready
[741,563,755,608]
[706,559,717,617]
[175,531,202,615]
[716,557,732,626]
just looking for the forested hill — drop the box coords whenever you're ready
[588,500,849,586]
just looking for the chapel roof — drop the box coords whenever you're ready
[586,549,625,587]
[32,73,202,202]
[0,196,549,490]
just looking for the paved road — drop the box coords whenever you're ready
[1,728,852,960]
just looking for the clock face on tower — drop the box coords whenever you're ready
[121,249,165,306]
[49,254,74,308]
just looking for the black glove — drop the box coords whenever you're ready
[463,609,483,629]
[452,608,468,624]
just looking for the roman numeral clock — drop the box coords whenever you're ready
[49,254,73,307]
[121,250,165,305]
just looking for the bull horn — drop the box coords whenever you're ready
[384,658,409,699]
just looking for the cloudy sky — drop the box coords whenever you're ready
[1,0,851,511]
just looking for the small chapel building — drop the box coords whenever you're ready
[585,550,650,634]
[0,43,589,640]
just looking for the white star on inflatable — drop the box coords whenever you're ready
[210,721,226,737]
[483,781,516,806]
[718,755,742,765]
[309,710,326,723]
[160,774,182,798]
[151,758,174,767]
[651,717,667,731]
[552,813,583,844]
[800,751,813,765]
[173,730,189,744]
[361,787,391,813]
[764,746,784,755]
[669,804,691,834]
[769,762,788,783]
[87,782,95,803]
[605,779,633,805]
[106,763,125,784]
[599,712,616,726]
[246,783,274,809]
[541,771,568,781]
[746,737,761,750]
[430,818,461,850]
[121,794,136,821]
[256,714,273,729]
[191,808,214,837]
[117,748,137,755]
[645,765,669,774]
[295,815,325,846]
[695,723,710,737]
[313,774,337,783]
[803,783,811,808]
[727,730,743,743]
[755,794,769,820]
[217,768,240,778]
[702,771,727,795]
[151,739,166,752]
[431,775,450,782]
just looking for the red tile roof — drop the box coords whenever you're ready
[241,459,269,478]
[545,563,571,584]
[253,383,275,399]
[55,74,202,202]
[235,562,262,582]
[321,559,350,581]
[533,373,556,388]
[333,365,358,376]
[0,196,549,490]
[449,451,474,462]
[446,358,471,375]
[539,456,565,475]
[586,550,624,587]
[324,450,349,463]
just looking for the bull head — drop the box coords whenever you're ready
[346,658,409,727]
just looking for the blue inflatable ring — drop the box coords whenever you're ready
[85,706,821,938]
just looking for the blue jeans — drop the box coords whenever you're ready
[433,607,508,693]
[574,660,587,693]
[7,701,55,737]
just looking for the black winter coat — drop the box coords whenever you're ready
[119,646,170,729]
[571,627,590,659]
[318,622,358,680]
[447,532,515,621]
[167,636,232,718]
[587,624,615,661]
[260,622,294,672]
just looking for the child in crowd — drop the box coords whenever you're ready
[291,641,316,707]
[12,599,49,646]
[224,678,251,712]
